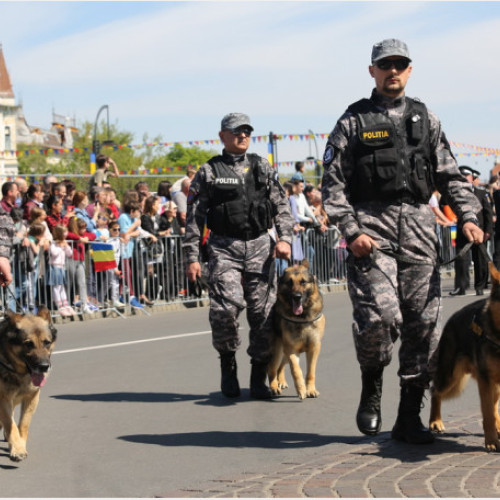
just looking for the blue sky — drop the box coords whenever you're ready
[2,1,500,178]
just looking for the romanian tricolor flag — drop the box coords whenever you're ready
[91,242,117,272]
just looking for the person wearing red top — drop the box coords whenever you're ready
[46,195,78,236]
[66,217,97,314]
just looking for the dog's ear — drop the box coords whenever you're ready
[37,307,57,341]
[300,259,310,269]
[37,306,52,322]
[3,309,22,327]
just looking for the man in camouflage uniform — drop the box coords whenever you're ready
[450,166,493,296]
[184,113,294,399]
[321,39,483,444]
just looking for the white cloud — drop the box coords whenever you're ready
[4,1,500,179]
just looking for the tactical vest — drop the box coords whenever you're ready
[347,97,434,204]
[206,154,273,240]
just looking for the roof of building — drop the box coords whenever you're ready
[0,44,14,98]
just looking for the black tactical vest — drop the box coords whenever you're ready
[206,153,273,240]
[347,97,434,204]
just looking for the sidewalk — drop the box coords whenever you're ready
[161,411,499,498]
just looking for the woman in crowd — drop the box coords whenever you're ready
[74,190,98,233]
[22,183,45,221]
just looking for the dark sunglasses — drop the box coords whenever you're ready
[375,58,410,71]
[110,227,120,231]
[229,127,252,137]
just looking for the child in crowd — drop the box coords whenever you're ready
[48,224,75,317]
[26,223,47,313]
[28,206,52,308]
[94,212,110,241]
[8,208,30,311]
[117,200,144,309]
[102,220,124,309]
[29,206,53,243]
[67,217,97,314]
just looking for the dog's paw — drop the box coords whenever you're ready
[485,439,500,452]
[429,420,445,433]
[306,388,320,398]
[269,382,282,396]
[10,448,28,462]
[278,381,288,390]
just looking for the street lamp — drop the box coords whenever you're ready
[90,105,110,174]
[92,104,110,156]
[308,129,321,183]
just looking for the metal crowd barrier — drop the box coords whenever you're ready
[1,225,456,318]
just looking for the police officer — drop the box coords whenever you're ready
[184,113,294,399]
[450,166,493,296]
[321,39,483,444]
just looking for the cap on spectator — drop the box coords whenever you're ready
[290,172,305,182]
[371,39,411,63]
[221,113,254,132]
[459,165,475,177]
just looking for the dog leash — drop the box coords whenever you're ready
[2,284,23,312]
[373,240,476,267]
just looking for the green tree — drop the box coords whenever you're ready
[164,143,216,168]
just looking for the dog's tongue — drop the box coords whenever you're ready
[31,372,46,387]
[293,303,304,316]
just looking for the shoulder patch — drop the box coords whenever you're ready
[323,145,334,166]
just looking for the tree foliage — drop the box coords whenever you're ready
[16,120,218,197]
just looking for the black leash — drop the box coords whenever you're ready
[373,240,476,267]
[2,283,23,312]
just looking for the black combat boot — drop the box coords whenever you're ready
[356,368,383,436]
[249,362,273,399]
[391,385,435,444]
[220,352,240,398]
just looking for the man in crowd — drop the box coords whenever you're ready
[88,154,120,192]
[450,166,493,296]
[321,39,483,444]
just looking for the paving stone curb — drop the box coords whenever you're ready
[158,413,500,498]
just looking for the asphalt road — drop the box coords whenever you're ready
[0,283,484,498]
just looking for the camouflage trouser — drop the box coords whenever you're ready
[206,232,276,363]
[346,202,443,388]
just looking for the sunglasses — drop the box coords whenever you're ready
[229,127,252,137]
[375,58,410,71]
[110,227,120,231]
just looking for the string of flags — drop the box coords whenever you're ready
[0,134,499,162]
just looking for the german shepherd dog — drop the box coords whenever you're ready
[430,261,500,451]
[0,308,57,461]
[268,259,325,399]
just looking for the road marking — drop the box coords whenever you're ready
[53,330,212,355]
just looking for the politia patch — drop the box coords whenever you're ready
[323,145,334,165]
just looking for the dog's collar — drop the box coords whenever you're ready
[281,312,324,324]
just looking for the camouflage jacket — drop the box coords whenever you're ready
[184,150,294,263]
[321,89,481,244]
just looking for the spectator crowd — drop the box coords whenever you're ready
[2,154,492,319]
